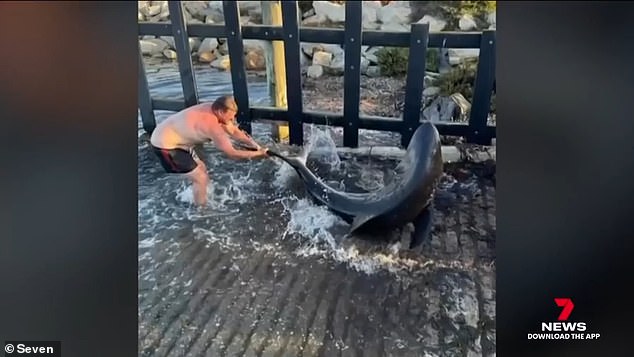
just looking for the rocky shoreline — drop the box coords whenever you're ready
[139,1,497,123]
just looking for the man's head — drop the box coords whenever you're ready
[211,95,238,124]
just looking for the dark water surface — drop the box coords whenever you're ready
[138,59,496,357]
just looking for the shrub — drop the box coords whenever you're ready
[376,47,441,76]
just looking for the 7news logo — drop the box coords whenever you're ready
[527,298,601,340]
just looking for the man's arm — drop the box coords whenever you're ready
[208,123,266,159]
[224,123,260,149]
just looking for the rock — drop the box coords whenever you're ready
[422,94,471,122]
[417,15,447,32]
[300,51,311,67]
[302,14,327,27]
[377,3,411,25]
[423,86,441,97]
[245,50,265,70]
[360,57,370,74]
[183,1,208,20]
[242,39,266,54]
[363,22,382,30]
[211,55,231,70]
[459,14,477,31]
[487,11,496,26]
[313,1,345,23]
[205,16,215,24]
[365,66,381,77]
[142,35,155,41]
[307,65,324,78]
[142,4,161,17]
[238,1,261,13]
[240,16,252,25]
[303,9,316,18]
[217,41,228,55]
[301,43,343,58]
[159,36,175,49]
[380,23,409,32]
[198,38,218,55]
[361,4,378,26]
[189,38,202,52]
[363,1,383,10]
[363,47,380,64]
[450,93,472,117]
[206,1,225,23]
[139,39,169,56]
[152,0,168,20]
[448,49,480,65]
[312,51,333,66]
[138,12,145,22]
[325,54,345,75]
[163,49,177,60]
[198,51,217,63]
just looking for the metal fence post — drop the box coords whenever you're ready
[467,30,496,145]
[168,1,199,108]
[138,43,156,134]
[223,0,252,134]
[401,23,429,148]
[280,1,304,146]
[342,1,362,148]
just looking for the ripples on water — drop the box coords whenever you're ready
[138,59,482,276]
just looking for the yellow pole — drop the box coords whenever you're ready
[270,1,289,143]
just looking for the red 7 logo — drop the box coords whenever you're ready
[554,298,574,321]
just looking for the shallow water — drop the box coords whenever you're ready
[137,57,493,275]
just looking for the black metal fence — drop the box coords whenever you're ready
[138,1,496,147]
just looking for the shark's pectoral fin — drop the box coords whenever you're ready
[349,213,377,233]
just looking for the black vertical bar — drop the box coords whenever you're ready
[342,0,362,148]
[280,1,303,146]
[223,0,252,134]
[467,30,496,145]
[138,44,156,134]
[168,1,199,108]
[401,23,429,148]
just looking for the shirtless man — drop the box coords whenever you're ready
[150,95,269,206]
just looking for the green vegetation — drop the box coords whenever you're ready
[376,47,441,76]
[432,58,496,113]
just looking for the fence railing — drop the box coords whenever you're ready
[138,1,496,147]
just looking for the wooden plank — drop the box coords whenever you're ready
[186,23,226,38]
[168,2,199,107]
[138,22,172,36]
[152,98,186,112]
[280,1,304,145]
[222,0,252,133]
[342,1,362,148]
[249,107,494,137]
[140,22,484,50]
[138,44,156,134]
[467,30,496,145]
[401,23,429,147]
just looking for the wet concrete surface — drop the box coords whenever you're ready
[138,127,496,357]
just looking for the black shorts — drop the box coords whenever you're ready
[152,146,199,174]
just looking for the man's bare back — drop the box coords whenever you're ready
[150,103,214,151]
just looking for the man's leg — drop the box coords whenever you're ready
[186,159,209,206]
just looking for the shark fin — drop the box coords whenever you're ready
[349,214,376,233]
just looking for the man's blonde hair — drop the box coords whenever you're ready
[212,95,238,113]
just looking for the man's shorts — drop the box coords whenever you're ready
[151,146,199,174]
